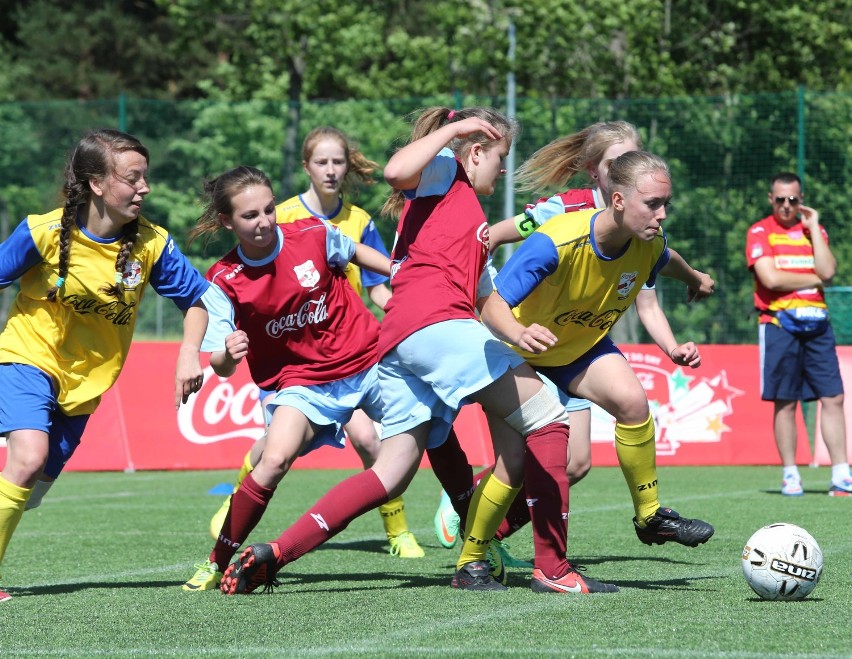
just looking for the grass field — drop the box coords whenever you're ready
[1,465,850,657]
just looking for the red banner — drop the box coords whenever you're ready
[2,342,837,472]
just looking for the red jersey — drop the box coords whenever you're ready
[745,214,829,323]
[208,218,380,390]
[524,188,598,223]
[378,160,490,358]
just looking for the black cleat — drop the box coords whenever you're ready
[634,507,714,547]
[451,560,508,591]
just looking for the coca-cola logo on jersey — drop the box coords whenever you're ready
[265,294,329,338]
[177,366,265,444]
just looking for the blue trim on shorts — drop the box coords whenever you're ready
[759,322,843,401]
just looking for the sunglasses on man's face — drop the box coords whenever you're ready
[774,196,801,205]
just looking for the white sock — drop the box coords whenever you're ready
[783,466,801,482]
[831,463,851,485]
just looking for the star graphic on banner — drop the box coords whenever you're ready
[669,366,694,394]
[705,414,730,435]
[701,370,744,413]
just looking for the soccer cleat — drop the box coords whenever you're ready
[531,566,619,594]
[485,538,508,585]
[829,477,852,497]
[433,491,460,549]
[209,495,232,539]
[220,543,281,595]
[388,531,425,558]
[0,589,10,603]
[633,507,714,547]
[182,560,223,591]
[781,478,804,497]
[493,540,533,569]
[451,560,507,591]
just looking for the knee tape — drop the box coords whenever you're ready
[504,386,570,436]
[25,480,54,511]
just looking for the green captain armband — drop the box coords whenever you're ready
[514,213,540,238]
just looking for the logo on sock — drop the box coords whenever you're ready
[311,513,329,531]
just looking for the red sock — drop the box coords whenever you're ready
[525,422,570,578]
[273,469,389,566]
[211,472,275,567]
[426,428,475,529]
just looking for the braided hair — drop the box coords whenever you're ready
[47,129,149,302]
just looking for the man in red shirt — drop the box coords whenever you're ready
[745,172,852,496]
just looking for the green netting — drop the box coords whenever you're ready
[825,287,852,345]
[1,89,851,342]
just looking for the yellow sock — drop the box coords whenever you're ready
[0,476,33,567]
[378,495,409,539]
[615,413,659,525]
[457,472,520,570]
[232,450,254,493]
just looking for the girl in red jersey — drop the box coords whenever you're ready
[181,166,392,591]
[221,107,616,596]
[207,127,424,560]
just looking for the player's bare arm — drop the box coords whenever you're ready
[209,329,249,378]
[174,301,208,408]
[480,291,556,353]
[352,243,391,276]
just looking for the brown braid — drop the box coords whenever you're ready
[46,128,149,302]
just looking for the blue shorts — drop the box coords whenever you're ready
[536,336,623,398]
[378,319,525,448]
[263,365,383,456]
[0,363,89,479]
[759,322,844,401]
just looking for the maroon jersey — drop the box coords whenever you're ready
[378,160,490,359]
[208,218,379,390]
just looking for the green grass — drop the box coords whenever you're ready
[2,466,850,657]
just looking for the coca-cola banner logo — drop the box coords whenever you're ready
[177,366,266,444]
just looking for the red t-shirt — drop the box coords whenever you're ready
[378,160,490,359]
[208,218,379,389]
[745,214,828,324]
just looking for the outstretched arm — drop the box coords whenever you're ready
[635,288,700,368]
[352,243,391,277]
[660,248,715,302]
[174,301,208,408]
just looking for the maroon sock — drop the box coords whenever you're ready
[426,428,475,529]
[273,469,389,566]
[525,422,570,578]
[211,472,275,567]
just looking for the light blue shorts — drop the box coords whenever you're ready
[378,319,525,448]
[0,363,90,479]
[262,365,382,456]
[536,372,592,413]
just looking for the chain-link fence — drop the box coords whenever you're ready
[2,89,851,342]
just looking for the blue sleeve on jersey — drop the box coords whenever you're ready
[646,234,671,287]
[200,284,236,353]
[403,148,456,199]
[0,219,43,288]
[149,236,210,310]
[494,232,560,307]
[323,219,357,268]
[359,220,390,288]
[525,195,567,228]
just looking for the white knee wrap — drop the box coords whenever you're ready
[504,386,570,436]
[25,479,54,511]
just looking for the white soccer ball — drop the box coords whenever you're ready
[741,522,823,600]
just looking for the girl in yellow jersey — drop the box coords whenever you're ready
[0,129,210,603]
[481,150,715,551]
[207,127,423,559]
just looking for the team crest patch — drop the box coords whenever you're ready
[122,261,143,289]
[617,271,638,300]
[294,260,320,288]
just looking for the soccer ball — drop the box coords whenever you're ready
[741,523,823,600]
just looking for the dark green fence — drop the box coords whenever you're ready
[2,89,852,342]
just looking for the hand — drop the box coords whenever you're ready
[514,323,557,354]
[670,342,701,368]
[224,330,250,363]
[450,117,504,142]
[687,270,715,302]
[174,343,204,408]
[799,205,820,234]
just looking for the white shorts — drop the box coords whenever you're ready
[263,365,382,456]
[378,319,525,448]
